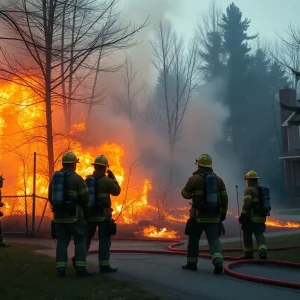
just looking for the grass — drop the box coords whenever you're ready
[0,243,161,300]
[200,234,300,263]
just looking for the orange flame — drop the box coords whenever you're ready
[266,218,300,228]
[142,225,179,239]
[0,79,154,224]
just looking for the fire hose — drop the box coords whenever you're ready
[89,238,300,290]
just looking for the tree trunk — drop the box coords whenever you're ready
[87,49,102,124]
[44,0,55,180]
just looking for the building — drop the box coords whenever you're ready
[279,88,300,206]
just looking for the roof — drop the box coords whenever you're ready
[279,149,300,159]
[289,112,300,124]
[282,112,295,127]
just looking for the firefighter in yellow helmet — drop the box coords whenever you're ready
[83,155,121,273]
[48,152,92,277]
[0,175,9,247]
[239,170,270,259]
[181,154,228,274]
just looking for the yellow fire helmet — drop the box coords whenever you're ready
[60,152,79,164]
[244,170,260,180]
[195,154,212,167]
[92,155,109,167]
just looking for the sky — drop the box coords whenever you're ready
[170,0,300,40]
[136,0,300,42]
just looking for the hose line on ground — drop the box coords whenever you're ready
[88,237,300,290]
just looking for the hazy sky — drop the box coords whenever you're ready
[167,0,300,41]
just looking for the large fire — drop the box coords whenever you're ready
[0,79,299,239]
[0,79,158,230]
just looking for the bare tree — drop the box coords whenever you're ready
[115,55,142,123]
[151,20,199,180]
[0,0,147,180]
[273,25,300,93]
[140,83,162,129]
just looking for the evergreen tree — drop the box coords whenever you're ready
[218,2,257,160]
[197,1,224,80]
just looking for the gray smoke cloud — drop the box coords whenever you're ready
[74,0,244,214]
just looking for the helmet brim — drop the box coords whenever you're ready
[196,162,212,167]
[91,163,109,167]
[59,160,79,164]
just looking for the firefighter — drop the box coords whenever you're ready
[0,175,9,247]
[76,155,121,273]
[181,154,228,274]
[48,152,92,277]
[239,170,268,259]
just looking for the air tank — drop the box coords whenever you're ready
[205,174,218,212]
[86,175,96,208]
[261,186,271,216]
[51,171,64,206]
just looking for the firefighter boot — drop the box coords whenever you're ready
[76,269,93,277]
[214,262,223,274]
[99,265,118,273]
[56,268,66,278]
[181,264,197,271]
[259,252,267,259]
[0,241,10,247]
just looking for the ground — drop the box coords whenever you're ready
[3,229,300,300]
[0,243,160,300]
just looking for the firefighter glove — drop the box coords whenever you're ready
[0,211,3,217]
[239,214,248,224]
[107,170,116,180]
[218,222,225,236]
[220,213,226,221]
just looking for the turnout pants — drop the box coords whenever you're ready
[55,220,87,271]
[86,220,111,267]
[187,221,223,266]
[243,222,267,257]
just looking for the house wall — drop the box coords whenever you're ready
[288,126,300,150]
[279,88,297,152]
[279,88,300,206]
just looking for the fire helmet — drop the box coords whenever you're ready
[60,152,79,164]
[244,170,260,180]
[195,154,212,168]
[92,155,109,167]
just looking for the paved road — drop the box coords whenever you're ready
[10,237,300,300]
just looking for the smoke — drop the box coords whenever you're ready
[118,0,182,88]
[76,0,245,214]
[177,79,244,214]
